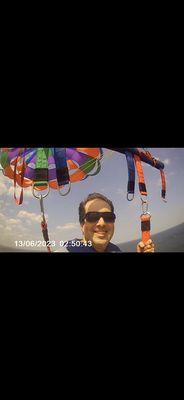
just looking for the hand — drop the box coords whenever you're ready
[137,239,155,253]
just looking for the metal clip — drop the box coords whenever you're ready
[58,181,71,196]
[141,198,149,215]
[32,183,50,199]
[127,193,134,201]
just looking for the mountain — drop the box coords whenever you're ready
[118,223,184,252]
[0,244,41,252]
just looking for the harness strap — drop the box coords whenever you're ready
[125,151,135,200]
[54,148,70,187]
[134,154,147,197]
[160,169,167,200]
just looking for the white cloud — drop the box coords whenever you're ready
[0,200,47,246]
[0,210,32,238]
[0,213,6,224]
[7,186,33,198]
[0,172,12,186]
[0,172,33,200]
[0,182,7,195]
[56,222,79,231]
[5,226,12,232]
[7,218,22,225]
[164,158,171,165]
[17,210,42,223]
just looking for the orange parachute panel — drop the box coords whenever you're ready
[76,148,101,158]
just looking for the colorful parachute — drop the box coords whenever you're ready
[0,147,166,202]
[0,147,167,251]
[0,148,103,203]
[106,147,167,201]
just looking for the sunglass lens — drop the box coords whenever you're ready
[86,213,99,222]
[86,212,116,223]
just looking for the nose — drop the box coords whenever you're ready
[96,217,106,226]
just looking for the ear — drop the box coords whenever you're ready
[80,223,85,234]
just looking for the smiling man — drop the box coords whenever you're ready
[66,193,155,253]
[66,193,121,253]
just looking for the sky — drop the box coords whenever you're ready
[0,148,184,251]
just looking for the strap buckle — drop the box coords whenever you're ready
[141,197,150,215]
[32,183,50,199]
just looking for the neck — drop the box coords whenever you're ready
[93,243,108,252]
[82,237,108,252]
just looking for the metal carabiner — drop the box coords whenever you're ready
[141,197,149,215]
[127,193,134,201]
[32,183,50,200]
[58,181,71,197]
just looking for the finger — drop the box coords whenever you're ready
[138,241,145,249]
[145,239,153,246]
[145,244,154,250]
[137,245,143,253]
[144,248,155,253]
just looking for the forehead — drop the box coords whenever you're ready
[85,199,112,213]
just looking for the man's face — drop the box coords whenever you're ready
[81,198,115,251]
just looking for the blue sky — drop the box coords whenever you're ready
[0,148,184,251]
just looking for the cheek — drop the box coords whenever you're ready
[81,223,94,238]
[109,225,114,236]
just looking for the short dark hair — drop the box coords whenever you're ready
[79,193,114,224]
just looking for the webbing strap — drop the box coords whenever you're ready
[125,151,135,199]
[34,148,49,187]
[141,214,151,244]
[160,170,166,200]
[54,148,70,186]
[13,148,26,205]
[134,154,147,197]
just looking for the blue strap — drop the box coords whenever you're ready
[125,151,135,200]
[54,148,70,186]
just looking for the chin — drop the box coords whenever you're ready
[93,237,108,245]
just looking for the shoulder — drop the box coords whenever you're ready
[66,239,122,253]
[107,243,122,253]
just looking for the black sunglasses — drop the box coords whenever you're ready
[84,212,116,223]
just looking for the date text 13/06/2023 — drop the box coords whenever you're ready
[14,240,93,249]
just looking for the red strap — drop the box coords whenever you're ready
[134,154,147,196]
[141,214,151,244]
[41,220,51,253]
[160,170,166,200]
